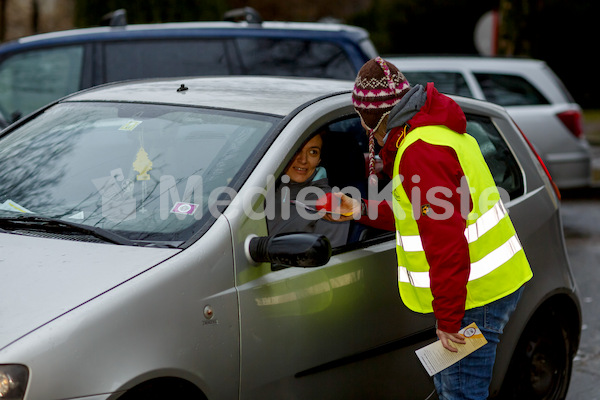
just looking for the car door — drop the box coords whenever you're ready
[227,97,437,399]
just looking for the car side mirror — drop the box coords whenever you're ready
[247,232,331,269]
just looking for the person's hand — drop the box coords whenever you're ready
[317,192,361,222]
[436,328,466,352]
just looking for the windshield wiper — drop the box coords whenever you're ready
[0,215,136,246]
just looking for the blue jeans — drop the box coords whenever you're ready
[433,286,524,400]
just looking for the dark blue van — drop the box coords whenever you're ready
[0,9,377,127]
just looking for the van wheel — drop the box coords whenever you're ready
[500,310,573,399]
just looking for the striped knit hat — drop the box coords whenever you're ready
[352,57,410,176]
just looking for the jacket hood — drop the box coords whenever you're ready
[380,82,467,178]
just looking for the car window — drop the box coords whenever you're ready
[402,71,472,97]
[0,102,278,246]
[104,39,232,81]
[324,115,523,199]
[0,45,83,122]
[319,114,523,246]
[474,73,549,106]
[235,38,356,80]
[465,113,524,199]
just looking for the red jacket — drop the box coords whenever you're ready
[362,83,471,332]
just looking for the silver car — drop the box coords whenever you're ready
[387,56,592,190]
[0,76,580,400]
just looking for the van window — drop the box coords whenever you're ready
[104,39,231,81]
[474,73,549,106]
[0,45,83,122]
[402,71,472,97]
[235,38,356,80]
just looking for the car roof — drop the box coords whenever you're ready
[386,55,575,105]
[3,21,369,49]
[386,56,548,72]
[64,76,354,116]
[65,75,511,120]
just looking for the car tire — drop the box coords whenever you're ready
[116,378,207,400]
[499,308,573,399]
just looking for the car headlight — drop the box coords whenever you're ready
[0,365,28,399]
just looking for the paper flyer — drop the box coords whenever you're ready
[415,322,488,376]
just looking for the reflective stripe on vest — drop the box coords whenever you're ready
[396,200,508,251]
[398,235,522,288]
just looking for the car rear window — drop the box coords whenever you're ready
[474,73,549,106]
[235,38,356,80]
[401,71,472,98]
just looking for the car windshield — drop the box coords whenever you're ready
[0,102,278,246]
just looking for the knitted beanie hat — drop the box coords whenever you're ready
[352,57,410,176]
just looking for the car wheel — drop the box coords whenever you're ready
[117,378,207,400]
[500,309,573,399]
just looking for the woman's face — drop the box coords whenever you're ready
[285,135,322,183]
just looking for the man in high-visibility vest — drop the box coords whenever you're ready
[350,57,533,400]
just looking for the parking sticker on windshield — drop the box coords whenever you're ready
[119,120,143,131]
[171,202,199,215]
[0,199,32,213]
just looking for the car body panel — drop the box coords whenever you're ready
[506,105,591,187]
[1,217,240,400]
[388,56,592,189]
[0,233,178,350]
[226,96,436,398]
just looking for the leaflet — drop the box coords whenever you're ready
[415,322,487,376]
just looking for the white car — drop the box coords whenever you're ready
[387,56,592,189]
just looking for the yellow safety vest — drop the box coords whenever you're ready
[392,125,532,313]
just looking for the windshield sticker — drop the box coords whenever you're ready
[133,147,153,181]
[119,120,143,131]
[66,211,85,220]
[0,199,33,213]
[171,202,199,215]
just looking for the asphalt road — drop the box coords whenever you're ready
[562,182,600,399]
